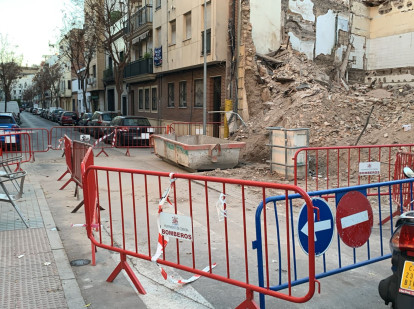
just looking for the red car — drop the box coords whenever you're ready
[59,111,78,126]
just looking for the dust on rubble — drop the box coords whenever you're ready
[233,48,414,164]
[205,47,414,182]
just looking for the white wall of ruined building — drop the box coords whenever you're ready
[364,0,414,85]
[250,0,282,54]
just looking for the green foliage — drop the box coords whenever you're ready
[110,11,122,24]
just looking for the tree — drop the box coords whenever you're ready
[48,63,63,107]
[0,34,23,111]
[59,27,97,112]
[22,85,35,104]
[85,0,137,111]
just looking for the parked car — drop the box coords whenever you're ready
[55,110,65,123]
[78,113,93,133]
[31,108,38,115]
[51,109,64,122]
[36,108,43,115]
[89,111,119,138]
[48,107,63,120]
[104,116,153,146]
[0,112,21,151]
[41,109,49,118]
[59,111,78,126]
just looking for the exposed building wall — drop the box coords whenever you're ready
[250,0,282,54]
[364,0,414,85]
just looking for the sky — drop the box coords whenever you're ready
[0,0,78,66]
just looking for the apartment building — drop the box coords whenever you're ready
[118,0,229,136]
[87,50,106,112]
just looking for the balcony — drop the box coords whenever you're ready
[124,58,155,83]
[103,67,114,83]
[125,5,153,36]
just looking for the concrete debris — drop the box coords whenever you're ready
[230,46,414,164]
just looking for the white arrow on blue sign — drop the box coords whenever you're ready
[297,197,334,256]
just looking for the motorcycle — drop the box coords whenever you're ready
[379,167,414,308]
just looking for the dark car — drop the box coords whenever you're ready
[55,110,65,124]
[78,113,93,133]
[51,109,64,122]
[89,111,118,138]
[59,111,78,126]
[0,113,21,150]
[104,116,153,146]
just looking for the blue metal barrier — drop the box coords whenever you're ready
[253,178,414,308]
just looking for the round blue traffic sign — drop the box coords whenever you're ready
[297,197,335,256]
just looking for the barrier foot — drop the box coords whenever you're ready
[235,290,259,309]
[58,170,69,181]
[107,253,146,295]
[71,200,84,213]
[96,147,108,157]
[91,242,96,266]
[125,148,130,156]
[59,178,74,190]
[381,208,401,225]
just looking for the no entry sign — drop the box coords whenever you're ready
[336,191,373,248]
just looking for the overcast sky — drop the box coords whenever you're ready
[0,0,78,66]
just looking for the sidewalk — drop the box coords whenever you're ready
[0,176,85,309]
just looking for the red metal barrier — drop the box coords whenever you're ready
[50,126,95,150]
[16,128,49,155]
[387,151,414,221]
[169,122,223,137]
[82,167,317,307]
[59,136,74,189]
[293,144,414,192]
[0,132,32,166]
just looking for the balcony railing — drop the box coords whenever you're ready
[125,5,153,34]
[103,67,114,82]
[124,58,153,79]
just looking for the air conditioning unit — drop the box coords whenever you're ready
[87,77,96,85]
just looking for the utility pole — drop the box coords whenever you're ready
[203,0,207,135]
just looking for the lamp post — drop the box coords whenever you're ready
[203,0,207,135]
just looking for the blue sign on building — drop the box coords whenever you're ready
[297,197,334,256]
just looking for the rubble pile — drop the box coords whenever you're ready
[231,47,414,164]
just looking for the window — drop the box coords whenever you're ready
[156,26,162,47]
[194,79,203,107]
[144,88,150,110]
[138,89,144,110]
[168,83,174,107]
[169,20,176,45]
[151,87,158,111]
[201,29,211,55]
[156,0,161,9]
[93,65,96,78]
[184,12,191,40]
[68,80,71,90]
[179,81,187,108]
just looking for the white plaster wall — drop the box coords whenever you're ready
[288,31,314,60]
[349,35,365,70]
[315,10,336,57]
[250,0,282,54]
[367,32,414,70]
[289,0,315,22]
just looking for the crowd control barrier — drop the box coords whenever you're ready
[387,151,414,222]
[81,167,317,307]
[254,178,414,308]
[0,132,32,166]
[59,135,92,213]
[50,126,93,150]
[293,144,414,192]
[16,128,49,157]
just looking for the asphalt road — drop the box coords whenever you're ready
[20,111,395,309]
